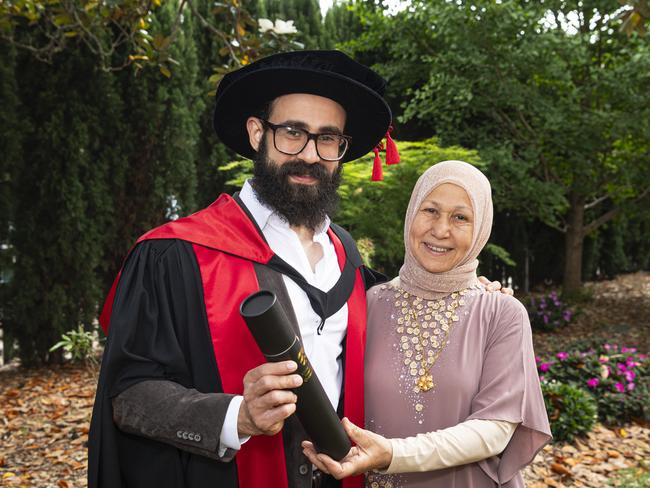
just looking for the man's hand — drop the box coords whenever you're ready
[238,361,303,437]
[478,276,513,295]
[301,418,393,479]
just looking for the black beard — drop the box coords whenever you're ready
[251,139,342,231]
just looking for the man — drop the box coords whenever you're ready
[88,50,393,488]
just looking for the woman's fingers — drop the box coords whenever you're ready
[302,445,330,473]
[342,417,372,448]
[317,454,347,479]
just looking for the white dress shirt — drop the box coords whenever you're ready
[219,180,348,454]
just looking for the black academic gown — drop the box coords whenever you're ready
[88,194,382,488]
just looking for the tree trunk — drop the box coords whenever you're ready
[563,193,585,294]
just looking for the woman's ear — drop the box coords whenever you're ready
[246,117,264,152]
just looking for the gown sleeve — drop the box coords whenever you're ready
[466,295,552,485]
[88,239,237,488]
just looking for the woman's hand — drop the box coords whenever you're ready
[301,418,393,479]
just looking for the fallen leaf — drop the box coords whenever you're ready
[551,462,572,477]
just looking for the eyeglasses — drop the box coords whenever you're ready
[260,119,351,162]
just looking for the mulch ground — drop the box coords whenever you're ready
[1,272,649,487]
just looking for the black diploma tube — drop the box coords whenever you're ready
[240,290,351,461]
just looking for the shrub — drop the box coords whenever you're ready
[537,342,650,425]
[527,290,574,332]
[542,381,598,442]
[49,325,97,363]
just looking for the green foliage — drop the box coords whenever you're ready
[542,381,598,442]
[537,343,650,425]
[49,325,97,363]
[608,467,650,488]
[343,0,650,291]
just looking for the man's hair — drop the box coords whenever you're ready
[255,99,276,121]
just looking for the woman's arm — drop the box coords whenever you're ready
[302,417,517,479]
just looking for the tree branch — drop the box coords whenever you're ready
[584,194,609,210]
[186,0,240,66]
[583,186,650,235]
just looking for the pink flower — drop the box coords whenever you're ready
[614,382,625,393]
[624,370,636,382]
[587,378,600,388]
[556,352,569,361]
[626,357,637,368]
[599,355,609,363]
[617,363,628,373]
[639,354,647,361]
[539,363,551,372]
[621,347,637,353]
[604,344,612,351]
[627,382,636,391]
[535,356,541,363]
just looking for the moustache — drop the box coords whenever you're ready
[278,160,329,181]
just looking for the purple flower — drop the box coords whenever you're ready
[621,347,637,353]
[587,378,599,388]
[614,382,625,393]
[617,362,628,373]
[535,356,541,363]
[624,370,636,382]
[627,382,636,391]
[556,352,569,361]
[626,357,637,368]
[550,291,557,299]
[563,310,572,322]
[543,315,549,324]
[539,363,551,372]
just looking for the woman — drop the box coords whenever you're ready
[303,160,551,487]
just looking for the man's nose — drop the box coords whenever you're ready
[299,138,321,163]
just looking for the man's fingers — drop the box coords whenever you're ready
[244,361,297,382]
[489,280,502,291]
[246,373,303,398]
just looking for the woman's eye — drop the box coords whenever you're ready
[455,214,469,222]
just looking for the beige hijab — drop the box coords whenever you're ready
[398,160,493,300]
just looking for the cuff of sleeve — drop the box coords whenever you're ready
[218,396,251,457]
[382,437,416,474]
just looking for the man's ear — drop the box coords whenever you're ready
[246,117,264,152]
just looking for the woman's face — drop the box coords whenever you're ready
[408,183,474,274]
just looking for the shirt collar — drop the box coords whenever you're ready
[239,180,331,237]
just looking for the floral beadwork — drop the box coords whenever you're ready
[391,286,468,396]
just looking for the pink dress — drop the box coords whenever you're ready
[364,280,551,488]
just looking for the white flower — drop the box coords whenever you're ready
[258,18,274,33]
[273,19,297,35]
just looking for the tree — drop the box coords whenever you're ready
[4,44,121,363]
[320,1,365,49]
[345,0,650,293]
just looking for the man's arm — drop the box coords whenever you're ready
[112,361,302,461]
[112,380,237,461]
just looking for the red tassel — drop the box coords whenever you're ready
[371,146,383,181]
[385,127,400,165]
